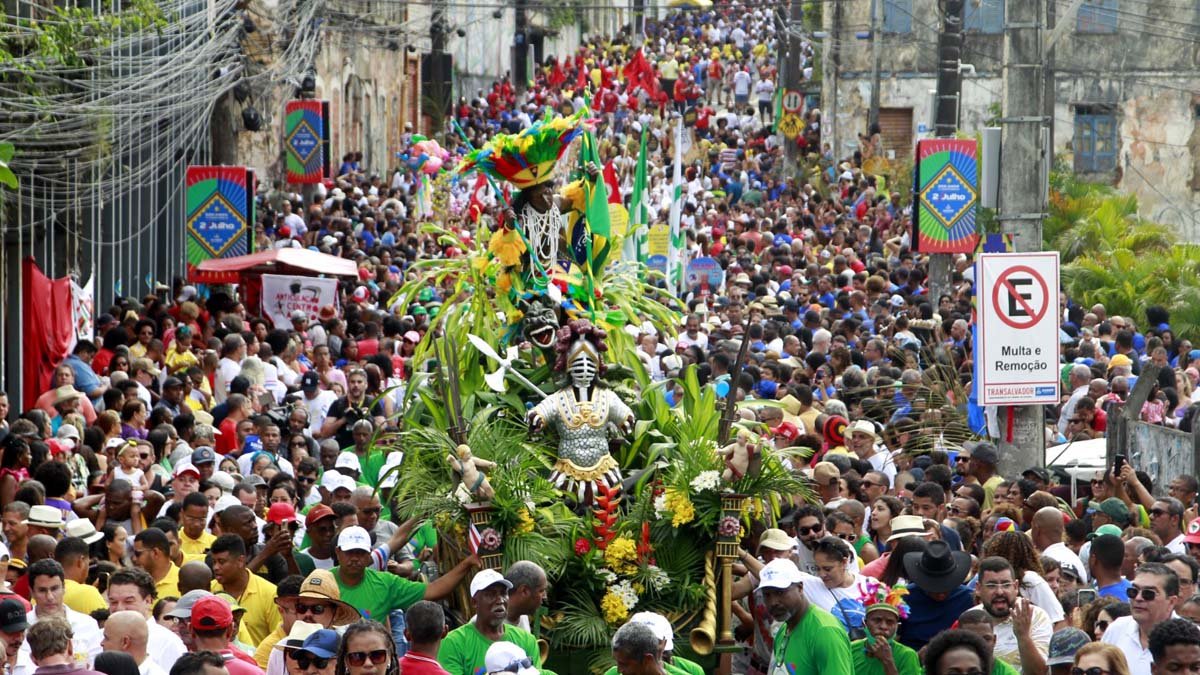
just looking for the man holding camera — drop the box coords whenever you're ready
[319,369,384,449]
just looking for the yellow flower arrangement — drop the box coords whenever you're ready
[515,509,535,535]
[488,228,526,267]
[664,488,695,527]
[603,536,639,576]
[601,590,629,623]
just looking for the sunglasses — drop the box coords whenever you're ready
[1127,586,1161,601]
[360,507,382,516]
[954,456,970,462]
[296,476,316,485]
[289,654,330,670]
[347,650,389,667]
[296,602,327,615]
[492,658,534,673]
[834,532,856,542]
[1095,619,1110,632]
[1072,669,1111,675]
[860,480,881,488]
[797,524,823,536]
[1151,508,1170,517]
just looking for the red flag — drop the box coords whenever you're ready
[575,63,589,93]
[622,49,663,99]
[467,173,490,223]
[549,62,566,88]
[22,258,76,409]
[603,161,621,205]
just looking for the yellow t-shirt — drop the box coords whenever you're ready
[64,579,108,616]
[254,624,286,668]
[156,563,181,600]
[179,530,215,557]
[213,572,281,646]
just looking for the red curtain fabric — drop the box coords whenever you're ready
[22,258,75,409]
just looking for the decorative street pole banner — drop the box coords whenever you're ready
[70,275,94,341]
[284,100,330,184]
[685,256,725,290]
[185,166,255,269]
[913,139,979,253]
[646,223,669,275]
[976,252,1061,405]
[260,274,340,327]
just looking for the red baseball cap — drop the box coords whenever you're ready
[771,422,800,442]
[305,504,335,528]
[267,502,297,526]
[190,596,233,630]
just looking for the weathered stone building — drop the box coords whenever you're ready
[821,0,1200,237]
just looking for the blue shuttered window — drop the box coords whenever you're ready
[883,0,913,33]
[963,0,1004,34]
[1075,106,1118,173]
[1077,0,1118,33]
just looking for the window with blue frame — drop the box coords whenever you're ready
[1077,0,1118,33]
[883,0,913,34]
[963,0,1004,34]
[1074,105,1117,173]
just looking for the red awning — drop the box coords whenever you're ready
[188,248,358,284]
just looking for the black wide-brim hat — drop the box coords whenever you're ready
[903,540,972,594]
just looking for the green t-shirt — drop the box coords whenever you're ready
[850,637,922,675]
[437,623,540,675]
[341,448,388,487]
[994,657,1021,675]
[332,567,424,621]
[771,605,853,675]
[603,659,702,675]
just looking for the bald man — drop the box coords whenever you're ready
[102,610,166,675]
[178,561,214,596]
[1031,506,1087,584]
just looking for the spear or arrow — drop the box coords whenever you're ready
[717,317,752,445]
[467,333,548,400]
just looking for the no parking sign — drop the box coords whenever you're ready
[976,252,1061,405]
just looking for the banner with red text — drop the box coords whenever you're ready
[260,274,339,327]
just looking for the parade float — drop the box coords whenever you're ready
[380,108,811,672]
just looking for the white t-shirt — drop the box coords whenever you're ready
[1020,569,1065,623]
[113,465,145,488]
[303,390,338,433]
[755,79,775,102]
[1043,542,1088,583]
[147,617,186,673]
[1167,533,1187,555]
[23,607,102,667]
[214,357,242,403]
[733,71,752,96]
[972,601,1053,674]
[1102,615,1154,675]
[797,572,868,632]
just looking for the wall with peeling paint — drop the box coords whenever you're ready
[821,0,1200,238]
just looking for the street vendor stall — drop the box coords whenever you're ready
[187,248,358,326]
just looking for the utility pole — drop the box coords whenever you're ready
[780,0,804,171]
[829,0,842,161]
[927,0,964,301]
[867,0,882,129]
[996,0,1047,476]
[632,0,645,47]
[513,0,529,94]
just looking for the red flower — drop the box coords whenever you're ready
[574,538,592,555]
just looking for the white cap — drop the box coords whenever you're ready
[469,569,513,597]
[210,471,236,494]
[334,452,362,473]
[756,558,803,592]
[336,526,372,552]
[483,642,536,675]
[629,612,674,652]
[214,494,242,514]
[378,452,404,489]
[321,471,355,493]
[840,170,854,181]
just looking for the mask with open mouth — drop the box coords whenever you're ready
[519,294,560,350]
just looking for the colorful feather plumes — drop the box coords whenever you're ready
[456,108,595,189]
[859,578,910,619]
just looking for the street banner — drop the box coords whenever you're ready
[667,118,684,294]
[976,252,1060,405]
[646,223,669,275]
[186,166,255,270]
[284,100,329,184]
[685,257,724,291]
[913,139,980,253]
[261,274,340,327]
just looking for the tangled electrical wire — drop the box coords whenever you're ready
[0,0,324,225]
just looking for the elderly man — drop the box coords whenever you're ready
[504,562,547,632]
[610,621,664,675]
[23,560,101,666]
[105,567,186,673]
[757,557,852,675]
[436,570,540,675]
[1103,562,1183,675]
[102,611,166,675]
[1058,364,1093,436]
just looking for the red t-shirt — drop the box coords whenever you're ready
[216,417,238,455]
[398,652,449,675]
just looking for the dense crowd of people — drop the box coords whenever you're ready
[3,4,1200,675]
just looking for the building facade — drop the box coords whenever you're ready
[821,0,1200,238]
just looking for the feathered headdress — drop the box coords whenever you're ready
[456,108,593,189]
[860,578,910,619]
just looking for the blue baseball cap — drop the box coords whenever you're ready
[297,629,340,659]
